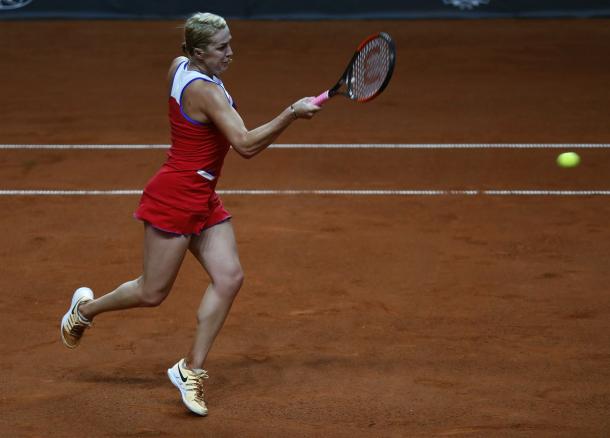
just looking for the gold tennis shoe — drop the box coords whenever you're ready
[167,358,209,416]
[60,287,94,348]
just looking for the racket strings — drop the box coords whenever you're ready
[351,38,392,100]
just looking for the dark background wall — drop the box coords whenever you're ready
[1,0,610,20]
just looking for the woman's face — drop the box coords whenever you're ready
[195,27,233,77]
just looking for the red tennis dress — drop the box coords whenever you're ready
[135,60,234,235]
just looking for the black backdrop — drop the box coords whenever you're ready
[1,0,609,19]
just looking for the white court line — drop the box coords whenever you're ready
[0,144,169,149]
[1,189,610,196]
[2,144,608,196]
[1,143,610,149]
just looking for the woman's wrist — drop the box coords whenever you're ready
[289,104,298,120]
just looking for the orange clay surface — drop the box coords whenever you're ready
[1,19,610,437]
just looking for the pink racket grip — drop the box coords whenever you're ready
[312,90,330,106]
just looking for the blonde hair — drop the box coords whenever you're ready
[182,12,227,56]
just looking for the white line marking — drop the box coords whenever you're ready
[0,190,142,195]
[0,144,169,150]
[1,189,610,196]
[1,144,610,150]
[272,144,610,149]
[2,144,607,196]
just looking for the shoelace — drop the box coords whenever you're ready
[186,370,209,403]
[67,305,90,337]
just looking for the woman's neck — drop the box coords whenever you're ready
[188,60,213,77]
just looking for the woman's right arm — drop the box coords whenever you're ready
[187,80,320,159]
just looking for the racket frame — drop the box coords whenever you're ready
[314,32,396,106]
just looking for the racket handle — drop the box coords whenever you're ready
[312,90,330,106]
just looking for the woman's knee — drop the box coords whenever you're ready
[214,265,244,297]
[138,277,172,307]
[227,265,245,292]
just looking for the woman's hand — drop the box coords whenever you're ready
[291,97,321,120]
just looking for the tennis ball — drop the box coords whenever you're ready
[556,152,580,168]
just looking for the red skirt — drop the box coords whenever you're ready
[134,165,231,235]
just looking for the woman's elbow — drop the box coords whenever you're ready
[232,145,256,159]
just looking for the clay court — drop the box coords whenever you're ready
[1,18,610,437]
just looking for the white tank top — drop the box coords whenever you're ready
[170,58,235,120]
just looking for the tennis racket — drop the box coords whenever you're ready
[312,32,396,106]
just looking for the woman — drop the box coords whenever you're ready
[60,12,320,416]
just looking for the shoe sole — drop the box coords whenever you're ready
[167,367,208,416]
[60,287,93,348]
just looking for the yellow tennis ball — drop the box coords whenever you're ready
[556,152,580,168]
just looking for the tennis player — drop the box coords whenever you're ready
[60,12,320,416]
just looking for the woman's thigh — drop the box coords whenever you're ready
[142,224,191,292]
[188,221,242,282]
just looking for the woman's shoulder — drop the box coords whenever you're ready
[168,56,189,80]
[171,56,189,67]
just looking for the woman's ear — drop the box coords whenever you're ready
[193,48,205,59]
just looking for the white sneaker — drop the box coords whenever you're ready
[167,358,209,416]
[60,287,94,348]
